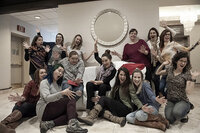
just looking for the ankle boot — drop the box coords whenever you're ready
[66,119,88,133]
[134,119,166,131]
[1,110,22,125]
[147,114,169,129]
[78,104,102,126]
[0,123,16,133]
[40,120,55,133]
[103,110,126,127]
[6,119,24,129]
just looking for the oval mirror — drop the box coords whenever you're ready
[91,9,128,46]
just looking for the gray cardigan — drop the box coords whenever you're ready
[36,79,63,120]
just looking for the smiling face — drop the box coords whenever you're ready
[129,31,137,41]
[56,34,63,44]
[118,70,127,84]
[132,72,142,87]
[164,32,171,43]
[102,56,111,69]
[177,57,187,71]
[150,30,158,40]
[53,66,64,81]
[36,37,43,46]
[75,36,82,46]
[69,54,79,65]
[39,69,47,81]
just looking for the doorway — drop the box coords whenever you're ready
[11,33,29,88]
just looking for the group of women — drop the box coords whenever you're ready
[0,22,200,133]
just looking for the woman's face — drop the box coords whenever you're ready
[69,54,79,65]
[53,67,64,81]
[118,70,127,84]
[102,56,111,68]
[36,37,43,46]
[132,72,142,87]
[39,69,47,81]
[164,32,171,43]
[56,35,63,44]
[129,31,137,41]
[150,30,158,40]
[177,57,187,71]
[75,36,82,45]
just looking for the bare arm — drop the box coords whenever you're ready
[156,61,170,75]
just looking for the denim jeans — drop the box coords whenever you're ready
[159,75,167,96]
[126,105,158,124]
[165,100,190,124]
[62,80,84,101]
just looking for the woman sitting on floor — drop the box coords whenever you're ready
[79,67,153,127]
[0,68,47,133]
[36,64,88,133]
[126,68,169,131]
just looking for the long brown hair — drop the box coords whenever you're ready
[111,67,131,97]
[71,34,82,50]
[34,68,46,85]
[159,29,173,51]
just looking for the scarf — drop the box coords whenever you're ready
[29,46,46,69]
[96,63,115,81]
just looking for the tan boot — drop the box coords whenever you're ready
[134,119,166,131]
[103,110,126,127]
[1,110,22,126]
[147,114,169,129]
[78,104,102,126]
[0,123,16,133]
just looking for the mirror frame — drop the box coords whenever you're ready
[91,9,129,46]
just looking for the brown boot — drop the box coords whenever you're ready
[147,114,169,129]
[0,123,16,133]
[134,119,166,131]
[78,104,102,126]
[103,110,126,127]
[1,110,22,126]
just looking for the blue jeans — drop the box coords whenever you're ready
[165,100,190,124]
[159,75,167,96]
[62,80,84,101]
[126,105,158,124]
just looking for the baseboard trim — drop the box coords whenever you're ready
[0,87,12,91]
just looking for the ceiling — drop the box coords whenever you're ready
[9,8,58,32]
[3,0,99,32]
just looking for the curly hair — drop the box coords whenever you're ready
[172,52,191,73]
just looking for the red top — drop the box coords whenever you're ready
[17,80,40,105]
[122,39,151,68]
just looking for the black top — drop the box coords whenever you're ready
[94,52,116,85]
[24,48,48,75]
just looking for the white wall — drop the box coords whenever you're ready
[0,15,56,89]
[58,0,159,66]
[158,0,200,7]
[189,24,200,83]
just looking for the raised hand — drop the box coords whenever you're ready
[94,39,98,52]
[191,70,200,79]
[138,45,148,55]
[8,93,24,102]
[62,88,76,100]
[111,50,118,56]
[160,21,167,28]
[23,42,30,49]
[142,104,154,114]
[45,45,51,53]
[156,96,167,105]
[36,29,40,33]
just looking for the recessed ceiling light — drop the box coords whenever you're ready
[34,16,41,19]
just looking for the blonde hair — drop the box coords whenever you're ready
[71,34,82,50]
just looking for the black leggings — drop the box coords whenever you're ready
[86,82,111,109]
[12,102,36,117]
[98,96,132,117]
